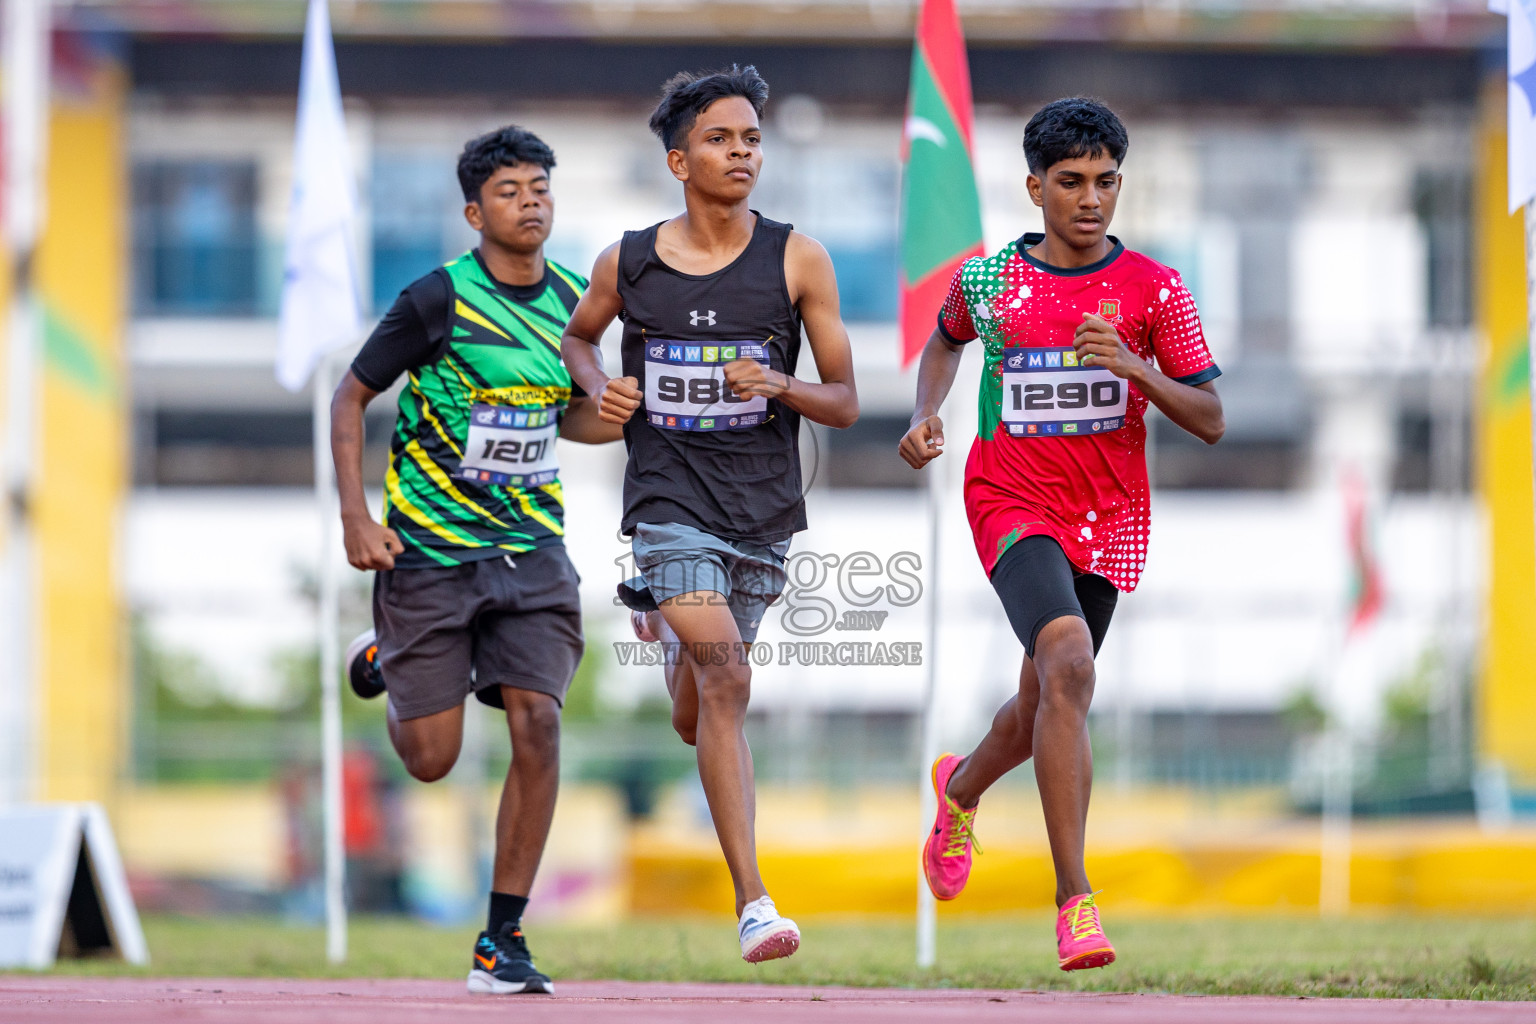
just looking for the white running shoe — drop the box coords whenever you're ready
[738,895,800,963]
[631,609,657,643]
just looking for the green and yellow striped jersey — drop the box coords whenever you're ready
[380,251,586,568]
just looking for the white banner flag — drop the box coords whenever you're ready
[275,0,361,392]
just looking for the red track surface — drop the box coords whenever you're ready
[4,978,1536,1023]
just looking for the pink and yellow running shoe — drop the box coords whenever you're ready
[1056,891,1116,971]
[922,753,981,901]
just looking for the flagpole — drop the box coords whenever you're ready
[1321,466,1380,916]
[916,444,942,969]
[0,0,52,808]
[1318,701,1352,917]
[900,0,979,969]
[314,352,346,963]
[278,0,359,961]
[1320,473,1350,918]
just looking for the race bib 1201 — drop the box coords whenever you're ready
[1000,346,1128,438]
[458,403,560,486]
[643,340,769,432]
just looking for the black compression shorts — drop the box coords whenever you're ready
[989,535,1118,659]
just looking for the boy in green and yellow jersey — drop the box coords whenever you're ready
[330,126,619,996]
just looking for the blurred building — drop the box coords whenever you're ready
[17,0,1523,810]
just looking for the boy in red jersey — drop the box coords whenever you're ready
[898,97,1225,970]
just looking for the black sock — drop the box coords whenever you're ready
[488,891,528,934]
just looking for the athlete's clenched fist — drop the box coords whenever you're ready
[899,414,945,469]
[1073,313,1141,380]
[722,358,787,399]
[343,515,405,571]
[599,375,643,423]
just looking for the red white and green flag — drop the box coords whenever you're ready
[897,0,984,368]
[1343,468,1384,637]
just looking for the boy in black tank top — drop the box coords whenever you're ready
[562,65,859,963]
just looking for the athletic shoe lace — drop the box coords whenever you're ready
[942,796,982,858]
[1064,892,1104,941]
[491,924,533,962]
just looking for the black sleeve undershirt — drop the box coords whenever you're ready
[350,269,452,392]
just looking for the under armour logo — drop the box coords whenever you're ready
[690,310,717,326]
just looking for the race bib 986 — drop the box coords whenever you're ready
[643,340,769,432]
[458,403,560,486]
[1000,346,1128,438]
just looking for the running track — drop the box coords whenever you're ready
[3,978,1534,1022]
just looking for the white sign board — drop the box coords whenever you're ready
[0,803,148,968]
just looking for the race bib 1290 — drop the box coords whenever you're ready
[458,403,560,486]
[643,340,769,432]
[1000,346,1128,438]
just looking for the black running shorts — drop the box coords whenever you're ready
[989,535,1118,659]
[372,546,584,720]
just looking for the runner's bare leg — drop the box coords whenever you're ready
[492,687,562,895]
[947,649,1093,835]
[387,700,464,782]
[647,610,700,745]
[657,593,766,916]
[1029,614,1098,906]
[946,659,1040,808]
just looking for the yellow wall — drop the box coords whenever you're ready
[630,830,1536,917]
[117,785,289,888]
[4,43,131,804]
[106,782,1536,918]
[1477,81,1536,784]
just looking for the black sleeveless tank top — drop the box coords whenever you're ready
[616,213,806,543]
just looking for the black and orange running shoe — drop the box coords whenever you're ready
[344,629,385,700]
[466,923,552,995]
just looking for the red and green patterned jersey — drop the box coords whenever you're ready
[938,233,1220,591]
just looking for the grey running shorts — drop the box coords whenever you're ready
[990,534,1118,659]
[618,521,789,644]
[372,545,584,720]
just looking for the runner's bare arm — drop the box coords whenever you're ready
[331,370,405,571]
[1073,312,1225,445]
[558,392,625,443]
[560,242,641,424]
[898,329,965,469]
[724,231,857,429]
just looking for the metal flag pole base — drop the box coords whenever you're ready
[1318,724,1352,917]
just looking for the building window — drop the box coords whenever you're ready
[371,153,458,311]
[1392,398,1471,495]
[1413,167,1472,330]
[133,160,259,316]
[137,408,392,487]
[827,242,897,323]
[816,415,920,490]
[1149,359,1309,490]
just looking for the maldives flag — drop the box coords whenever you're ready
[897,0,984,368]
[1343,469,1384,637]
